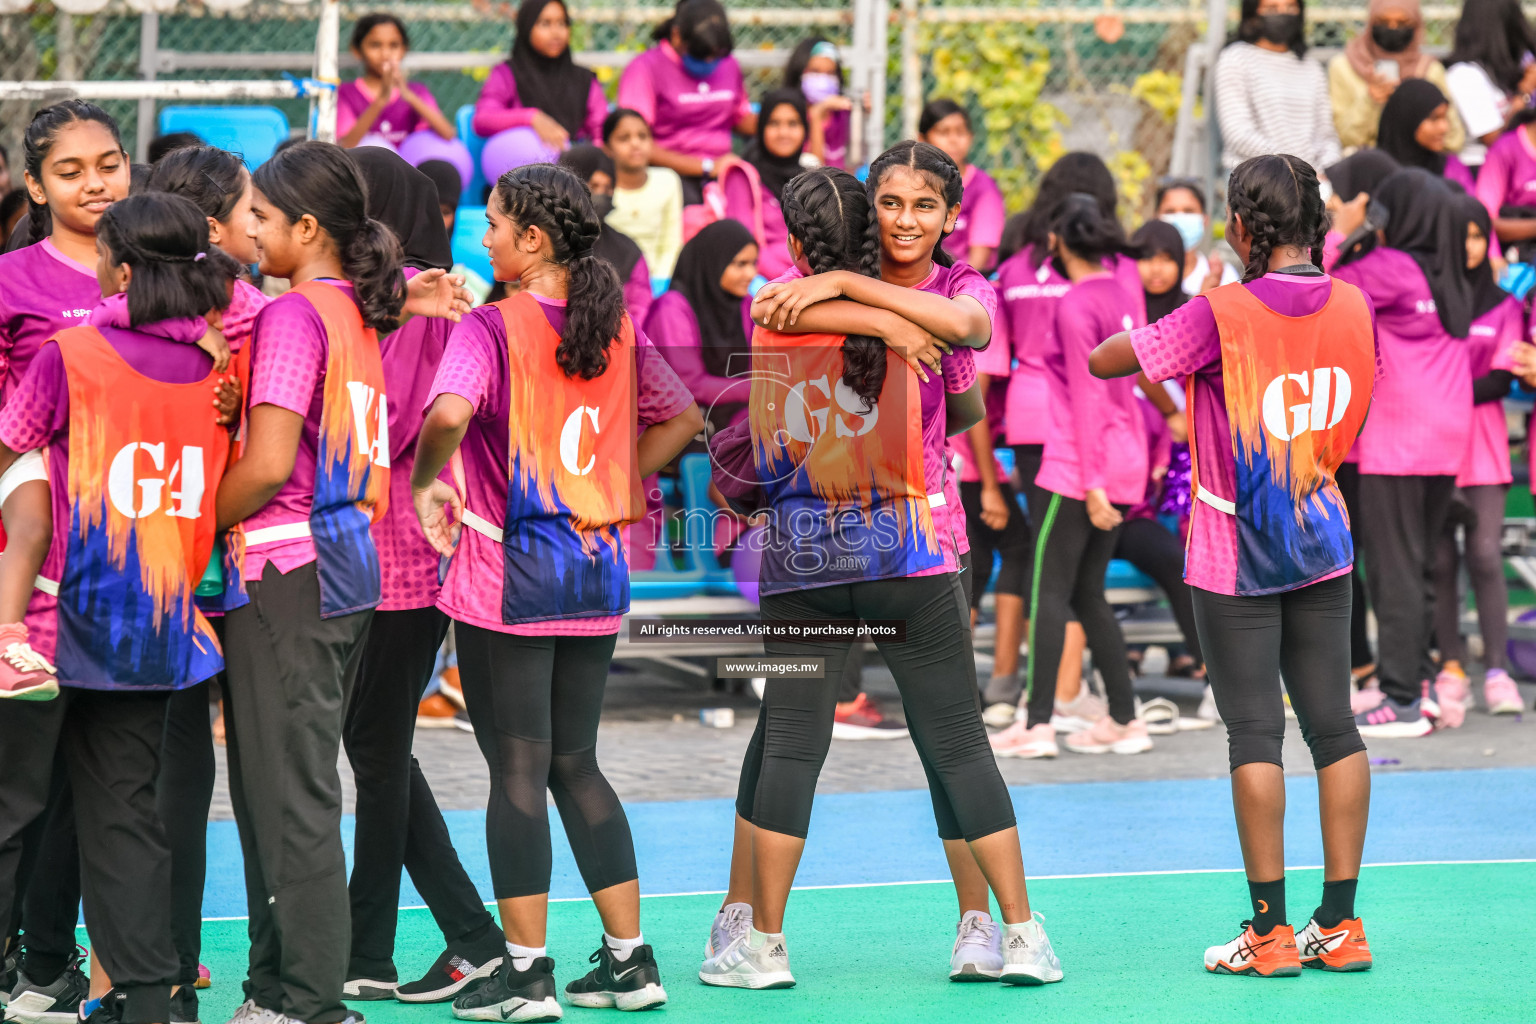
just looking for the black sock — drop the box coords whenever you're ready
[1247,878,1286,935]
[1314,878,1358,929]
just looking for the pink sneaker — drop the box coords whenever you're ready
[1063,716,1153,755]
[0,622,57,701]
[1350,678,1384,715]
[990,721,1058,759]
[1432,670,1468,729]
[1483,670,1524,715]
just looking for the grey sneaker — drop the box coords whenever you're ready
[698,931,795,989]
[705,903,752,961]
[223,1001,283,1024]
[7,958,90,1024]
[949,910,1003,981]
[998,913,1064,985]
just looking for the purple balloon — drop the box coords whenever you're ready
[480,126,559,185]
[732,525,764,606]
[397,130,475,192]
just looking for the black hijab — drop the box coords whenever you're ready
[1324,149,1399,203]
[509,0,597,140]
[348,147,453,270]
[1375,168,1473,337]
[1457,192,1511,322]
[1376,79,1451,175]
[1131,220,1189,324]
[557,144,644,283]
[670,219,755,376]
[744,89,809,202]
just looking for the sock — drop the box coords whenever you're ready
[1247,878,1286,936]
[505,941,545,972]
[747,927,783,950]
[1314,878,1358,929]
[604,932,643,962]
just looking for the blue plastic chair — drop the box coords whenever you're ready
[630,464,707,600]
[158,106,289,168]
[451,206,493,284]
[676,452,739,595]
[456,105,488,202]
[1105,558,1158,592]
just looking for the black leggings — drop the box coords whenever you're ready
[1114,517,1203,663]
[737,573,1015,842]
[456,625,637,900]
[1335,463,1374,670]
[958,481,1031,608]
[1193,574,1364,772]
[158,679,217,986]
[1024,491,1134,729]
[1433,483,1509,670]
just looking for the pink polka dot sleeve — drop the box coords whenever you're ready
[942,347,977,394]
[1129,296,1221,383]
[248,292,327,415]
[428,310,500,418]
[0,344,66,452]
[635,327,696,427]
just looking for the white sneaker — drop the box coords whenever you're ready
[1197,684,1220,723]
[949,910,1003,981]
[705,902,752,960]
[698,929,795,989]
[982,702,1017,729]
[990,720,1058,759]
[998,914,1064,985]
[1050,687,1107,733]
[225,1003,284,1024]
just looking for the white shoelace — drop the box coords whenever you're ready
[723,905,751,944]
[2,642,54,675]
[958,913,996,948]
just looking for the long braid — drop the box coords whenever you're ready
[1226,154,1329,282]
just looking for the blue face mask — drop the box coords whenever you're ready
[682,53,723,79]
[1160,212,1205,252]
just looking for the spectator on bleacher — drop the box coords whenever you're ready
[1444,0,1536,173]
[1153,179,1238,295]
[1476,110,1536,263]
[919,98,1004,271]
[0,143,10,194]
[417,158,461,233]
[644,219,757,431]
[1214,0,1341,175]
[618,0,756,205]
[1327,0,1464,154]
[147,131,202,164]
[339,14,472,187]
[558,144,655,326]
[727,89,813,281]
[474,0,607,188]
[1376,79,1477,191]
[604,109,685,280]
[784,37,859,168]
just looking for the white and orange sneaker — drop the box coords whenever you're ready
[1204,922,1302,977]
[0,622,57,701]
[1432,668,1468,729]
[1063,715,1152,755]
[1297,916,1372,972]
[1483,670,1524,716]
[989,721,1058,759]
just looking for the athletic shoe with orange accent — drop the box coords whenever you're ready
[1297,917,1372,972]
[1204,922,1302,977]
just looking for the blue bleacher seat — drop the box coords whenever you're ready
[451,206,493,284]
[158,106,289,169]
[677,453,739,595]
[1105,558,1157,592]
[456,105,487,202]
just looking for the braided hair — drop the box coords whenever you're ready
[862,140,964,275]
[146,145,246,223]
[22,100,125,246]
[1225,154,1327,282]
[493,163,625,380]
[780,166,885,408]
[96,192,231,326]
[1001,152,1117,267]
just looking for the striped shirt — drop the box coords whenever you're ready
[1215,42,1341,174]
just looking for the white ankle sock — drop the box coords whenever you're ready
[747,926,783,950]
[604,932,643,962]
[505,941,545,971]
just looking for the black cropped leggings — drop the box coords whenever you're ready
[737,573,1016,843]
[1193,574,1365,772]
[456,625,637,900]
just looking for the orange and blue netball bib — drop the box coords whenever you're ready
[748,329,942,594]
[1192,280,1375,595]
[495,293,641,624]
[51,326,228,689]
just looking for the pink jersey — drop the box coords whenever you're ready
[1458,294,1523,487]
[993,246,1145,445]
[427,297,694,635]
[0,240,102,404]
[723,173,792,280]
[1037,275,1148,505]
[1332,248,1471,476]
[338,79,440,146]
[1477,126,1536,221]
[471,63,608,142]
[953,334,1011,483]
[617,42,751,160]
[942,165,1006,269]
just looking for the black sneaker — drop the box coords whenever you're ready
[450,957,559,1022]
[341,976,396,1001]
[395,946,501,1004]
[76,990,122,1024]
[564,942,667,1012]
[9,951,89,1024]
[169,986,199,1024]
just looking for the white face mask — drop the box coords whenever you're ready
[1160,212,1205,252]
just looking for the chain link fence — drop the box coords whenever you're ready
[0,2,1519,220]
